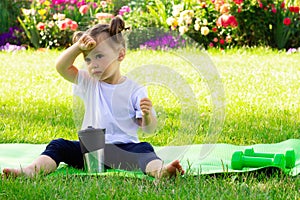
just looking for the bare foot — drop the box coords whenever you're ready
[2,168,22,178]
[165,160,184,177]
[155,160,184,179]
[2,155,57,179]
[2,167,33,178]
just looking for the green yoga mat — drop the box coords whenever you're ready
[1,139,300,177]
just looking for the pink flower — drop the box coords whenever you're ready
[118,6,131,16]
[70,21,78,31]
[209,42,214,47]
[79,5,89,15]
[36,22,46,31]
[77,0,86,7]
[271,8,277,13]
[213,37,218,43]
[100,1,107,8]
[90,2,97,9]
[226,35,232,43]
[283,17,291,26]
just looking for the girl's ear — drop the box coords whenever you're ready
[118,48,126,61]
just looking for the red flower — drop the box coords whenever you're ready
[212,27,218,32]
[233,0,243,4]
[280,2,285,8]
[36,22,45,31]
[65,18,73,25]
[289,6,295,12]
[289,6,300,13]
[79,5,89,15]
[220,39,225,45]
[70,21,78,31]
[283,17,291,26]
[58,21,68,30]
[216,14,238,28]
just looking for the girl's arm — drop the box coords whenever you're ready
[55,43,81,84]
[55,34,96,84]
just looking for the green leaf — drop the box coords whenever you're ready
[17,16,31,40]
[17,16,40,49]
[29,28,41,49]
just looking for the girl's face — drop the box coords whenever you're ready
[84,38,124,83]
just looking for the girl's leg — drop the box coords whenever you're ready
[109,142,184,178]
[3,155,57,177]
[3,138,83,178]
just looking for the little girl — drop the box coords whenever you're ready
[3,16,184,179]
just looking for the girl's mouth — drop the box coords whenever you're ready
[92,69,103,75]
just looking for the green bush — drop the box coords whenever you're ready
[0,0,30,34]
[231,0,300,49]
[230,1,273,47]
[124,0,299,49]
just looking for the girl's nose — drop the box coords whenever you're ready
[90,61,98,69]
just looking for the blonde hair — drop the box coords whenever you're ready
[72,15,127,49]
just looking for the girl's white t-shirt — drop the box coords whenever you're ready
[73,70,147,144]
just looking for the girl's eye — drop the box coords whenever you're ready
[84,57,91,63]
[96,54,103,59]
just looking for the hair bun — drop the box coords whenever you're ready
[109,15,125,36]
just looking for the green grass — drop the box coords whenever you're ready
[1,48,300,199]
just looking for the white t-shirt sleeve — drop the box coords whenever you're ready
[73,70,90,99]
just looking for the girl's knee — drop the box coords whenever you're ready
[44,138,67,153]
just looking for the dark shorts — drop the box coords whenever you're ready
[41,138,161,172]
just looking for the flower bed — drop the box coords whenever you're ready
[0,0,299,50]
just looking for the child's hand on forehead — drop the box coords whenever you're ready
[78,34,96,51]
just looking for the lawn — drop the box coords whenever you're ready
[1,47,300,199]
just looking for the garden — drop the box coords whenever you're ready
[1,0,300,199]
[0,0,300,50]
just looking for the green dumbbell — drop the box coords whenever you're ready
[231,151,286,170]
[244,148,296,169]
